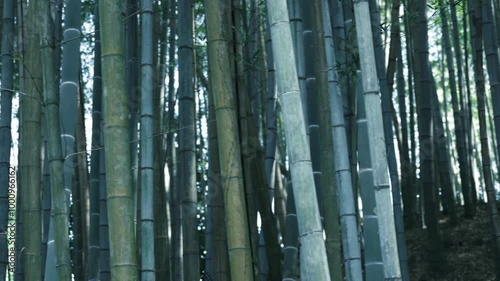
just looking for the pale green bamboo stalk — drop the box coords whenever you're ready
[353,1,402,279]
[356,71,384,280]
[266,0,331,279]
[367,0,410,278]
[320,1,363,279]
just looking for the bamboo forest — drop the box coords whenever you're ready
[4,0,500,280]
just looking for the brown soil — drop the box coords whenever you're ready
[407,203,496,281]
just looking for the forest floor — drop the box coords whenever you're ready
[407,202,496,280]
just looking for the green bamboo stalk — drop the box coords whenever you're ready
[178,0,198,280]
[206,63,230,281]
[481,0,500,188]
[59,0,81,227]
[87,2,102,280]
[139,0,155,280]
[282,181,299,281]
[39,0,72,279]
[100,0,139,279]
[153,3,170,281]
[411,0,447,271]
[438,0,475,217]
[356,70,384,280]
[205,0,254,280]
[21,0,43,279]
[471,5,500,278]
[0,0,14,278]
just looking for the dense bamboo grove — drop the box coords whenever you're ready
[3,0,500,280]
